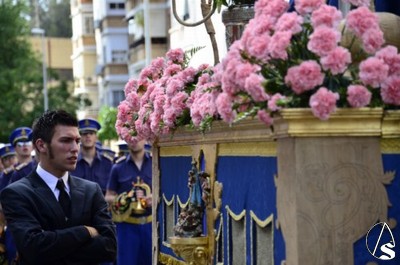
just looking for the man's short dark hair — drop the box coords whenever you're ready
[32,110,78,144]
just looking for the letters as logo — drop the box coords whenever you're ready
[366,222,396,260]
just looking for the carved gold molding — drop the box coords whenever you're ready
[169,236,209,265]
[160,146,192,157]
[157,119,274,147]
[218,142,277,156]
[274,108,384,137]
[381,138,400,154]
[159,253,186,265]
[382,110,400,138]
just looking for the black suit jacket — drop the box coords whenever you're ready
[0,171,117,265]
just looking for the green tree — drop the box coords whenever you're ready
[0,0,85,143]
[97,106,118,143]
[40,0,72,38]
[0,1,39,142]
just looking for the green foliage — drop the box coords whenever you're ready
[40,0,72,38]
[184,46,205,67]
[215,0,255,11]
[97,106,118,142]
[0,0,83,142]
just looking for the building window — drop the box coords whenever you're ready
[112,90,125,107]
[109,2,125,9]
[84,16,94,35]
[111,50,127,63]
[183,0,190,20]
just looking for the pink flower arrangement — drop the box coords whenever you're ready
[116,48,221,144]
[215,0,400,122]
[117,0,400,143]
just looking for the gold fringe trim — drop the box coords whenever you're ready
[159,253,186,265]
[177,196,189,209]
[250,211,273,228]
[162,194,175,206]
[226,206,246,221]
[160,146,192,157]
[381,138,400,154]
[218,142,277,156]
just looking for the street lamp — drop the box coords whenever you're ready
[31,27,48,111]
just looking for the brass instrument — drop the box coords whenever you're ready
[111,176,152,223]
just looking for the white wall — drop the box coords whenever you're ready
[169,0,227,67]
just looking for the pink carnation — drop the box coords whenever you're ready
[255,0,289,19]
[311,4,343,28]
[275,12,304,34]
[244,74,269,102]
[309,87,339,120]
[125,92,141,111]
[164,64,182,77]
[166,78,185,97]
[359,57,389,88]
[362,28,384,54]
[308,26,340,57]
[124,79,138,96]
[243,32,271,61]
[177,67,197,83]
[234,63,260,90]
[166,48,185,64]
[320,47,352,75]
[216,93,236,124]
[244,15,275,36]
[295,0,325,15]
[268,31,292,60]
[346,7,379,37]
[375,46,400,76]
[268,93,286,111]
[285,60,325,94]
[381,76,400,106]
[257,110,273,126]
[346,85,371,107]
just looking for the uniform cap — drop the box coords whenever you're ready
[9,127,32,145]
[116,140,129,154]
[0,144,16,158]
[78,118,101,133]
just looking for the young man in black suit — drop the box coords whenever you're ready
[0,110,117,265]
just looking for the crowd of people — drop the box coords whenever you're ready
[0,109,152,265]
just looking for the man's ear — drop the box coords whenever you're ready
[35,139,47,153]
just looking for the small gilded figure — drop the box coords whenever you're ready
[174,161,210,238]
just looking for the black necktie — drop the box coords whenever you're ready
[56,179,71,218]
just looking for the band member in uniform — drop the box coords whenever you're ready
[70,119,114,194]
[0,144,17,190]
[105,140,152,265]
[0,144,17,263]
[9,127,37,183]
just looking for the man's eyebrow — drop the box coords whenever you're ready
[60,136,81,141]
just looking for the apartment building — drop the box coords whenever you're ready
[70,0,98,119]
[93,0,129,108]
